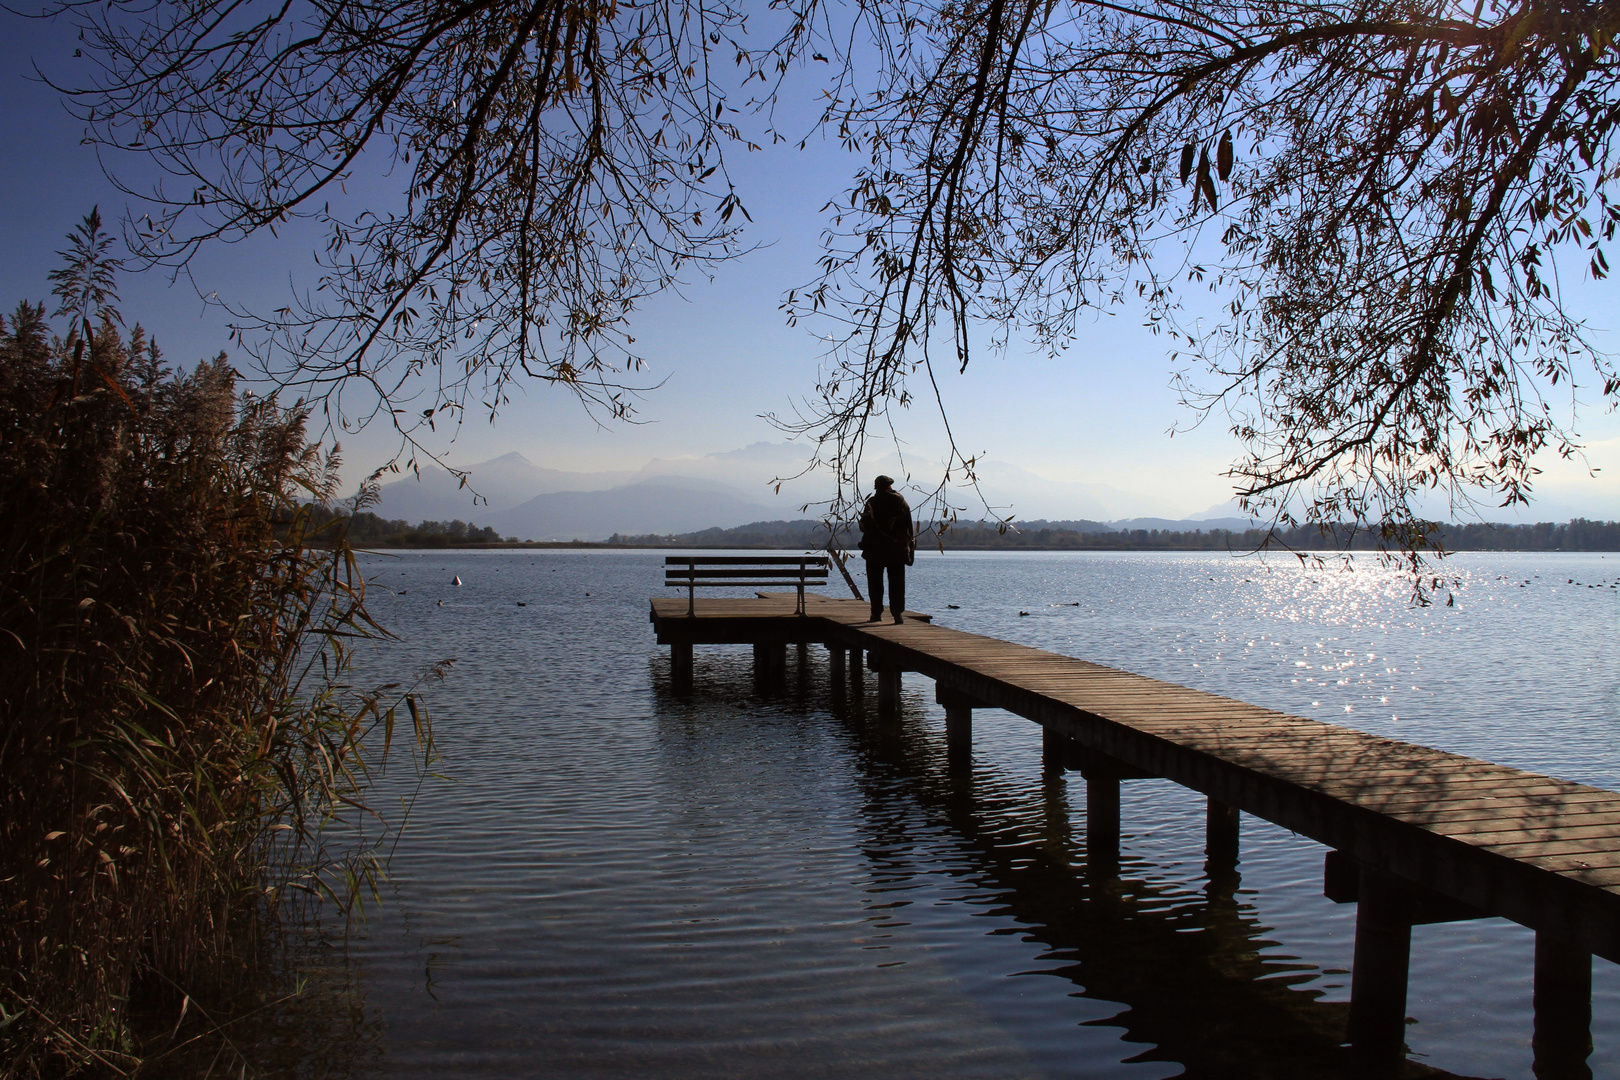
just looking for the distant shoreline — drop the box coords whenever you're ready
[354,540,1620,554]
[334,512,1620,553]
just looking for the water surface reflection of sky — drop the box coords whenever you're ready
[195,550,1620,1080]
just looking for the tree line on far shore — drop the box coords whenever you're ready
[606,518,1620,553]
[330,510,509,547]
[330,512,1620,552]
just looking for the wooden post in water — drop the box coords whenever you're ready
[1534,932,1593,1079]
[867,650,901,715]
[1082,763,1121,875]
[753,641,786,690]
[826,644,846,710]
[1347,868,1415,1069]
[828,644,846,685]
[878,668,901,716]
[670,641,693,695]
[935,685,976,767]
[1205,799,1240,863]
[1043,727,1068,774]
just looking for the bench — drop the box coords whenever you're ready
[665,556,830,616]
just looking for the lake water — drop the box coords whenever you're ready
[236,549,1620,1079]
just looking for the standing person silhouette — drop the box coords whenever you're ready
[858,475,915,623]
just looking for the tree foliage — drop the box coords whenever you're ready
[55,0,823,453]
[339,511,507,545]
[784,0,1620,555]
[47,0,1620,553]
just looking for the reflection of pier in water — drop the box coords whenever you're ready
[831,693,1445,1079]
[651,593,1612,1077]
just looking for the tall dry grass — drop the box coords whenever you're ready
[0,215,439,1076]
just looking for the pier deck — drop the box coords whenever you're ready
[651,592,1615,1072]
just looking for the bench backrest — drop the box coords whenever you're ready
[665,556,829,615]
[664,555,829,586]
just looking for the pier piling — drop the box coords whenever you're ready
[671,641,693,695]
[1082,763,1122,876]
[753,641,786,689]
[878,668,901,716]
[1347,869,1415,1069]
[1534,933,1594,1079]
[1205,799,1240,862]
[936,685,976,767]
[1042,727,1071,774]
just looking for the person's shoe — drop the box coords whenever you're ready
[892,613,904,624]
[870,608,883,622]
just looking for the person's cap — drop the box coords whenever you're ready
[874,475,894,489]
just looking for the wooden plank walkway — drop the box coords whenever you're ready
[649,592,1612,1072]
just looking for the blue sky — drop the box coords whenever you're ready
[4,9,1617,522]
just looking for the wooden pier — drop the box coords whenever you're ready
[651,592,1616,1075]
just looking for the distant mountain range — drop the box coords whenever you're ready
[367,445,1239,540]
[489,476,778,541]
[368,452,637,523]
[366,445,1619,541]
[370,450,794,540]
[368,450,1272,540]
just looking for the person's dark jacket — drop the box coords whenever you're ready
[859,489,914,566]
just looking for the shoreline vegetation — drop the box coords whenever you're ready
[3,218,438,1078]
[339,511,1620,553]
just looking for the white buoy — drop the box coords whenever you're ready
[453,575,462,586]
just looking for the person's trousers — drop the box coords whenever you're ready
[866,560,906,619]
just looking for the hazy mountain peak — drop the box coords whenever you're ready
[482,450,537,467]
[372,451,633,521]
[488,473,772,540]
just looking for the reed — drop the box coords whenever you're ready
[0,217,438,1076]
